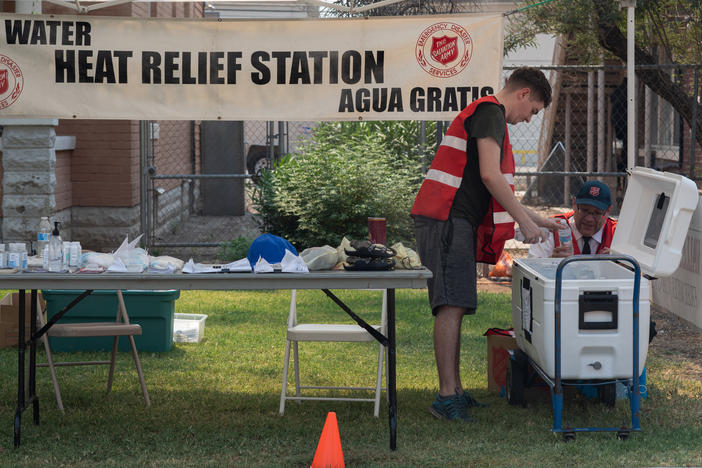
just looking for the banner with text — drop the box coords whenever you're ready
[0,14,503,121]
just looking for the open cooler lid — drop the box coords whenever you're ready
[611,167,699,277]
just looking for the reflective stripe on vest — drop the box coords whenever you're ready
[410,95,515,264]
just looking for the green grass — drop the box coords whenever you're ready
[0,289,701,467]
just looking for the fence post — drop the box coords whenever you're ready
[644,86,652,168]
[564,93,571,205]
[690,67,699,179]
[587,70,594,173]
[597,67,606,178]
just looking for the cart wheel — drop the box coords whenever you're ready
[506,357,526,407]
[563,431,576,442]
[616,430,629,441]
[597,383,617,407]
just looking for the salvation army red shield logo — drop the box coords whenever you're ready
[431,35,458,65]
[590,186,600,197]
[0,70,8,94]
[416,22,472,78]
[0,54,24,110]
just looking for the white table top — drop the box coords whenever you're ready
[0,268,432,291]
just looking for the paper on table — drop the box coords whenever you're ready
[281,249,309,273]
[147,263,177,274]
[182,259,220,274]
[253,256,274,273]
[224,258,252,272]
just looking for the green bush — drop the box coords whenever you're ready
[250,122,425,250]
[217,236,254,262]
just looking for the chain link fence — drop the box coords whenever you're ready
[141,64,701,260]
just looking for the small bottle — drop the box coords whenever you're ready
[63,241,71,269]
[37,217,52,260]
[48,222,64,272]
[557,220,574,254]
[69,241,82,268]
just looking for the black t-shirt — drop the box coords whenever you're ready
[450,102,506,226]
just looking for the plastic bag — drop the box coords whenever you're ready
[488,250,513,278]
[390,242,422,269]
[300,245,338,271]
[336,237,352,264]
[80,252,114,270]
[112,234,149,272]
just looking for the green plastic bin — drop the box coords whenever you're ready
[42,289,179,352]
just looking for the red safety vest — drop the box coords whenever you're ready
[553,211,617,254]
[410,96,515,264]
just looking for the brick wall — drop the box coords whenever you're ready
[55,149,72,210]
[55,120,140,207]
[152,121,195,193]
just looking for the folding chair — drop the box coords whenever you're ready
[279,289,387,417]
[37,290,150,412]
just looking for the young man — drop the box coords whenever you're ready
[411,67,561,421]
[529,180,617,258]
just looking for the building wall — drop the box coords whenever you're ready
[0,1,204,250]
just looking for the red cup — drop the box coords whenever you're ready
[368,217,387,245]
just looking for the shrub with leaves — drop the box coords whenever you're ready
[217,236,254,262]
[250,122,424,250]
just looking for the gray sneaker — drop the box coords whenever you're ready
[429,392,474,421]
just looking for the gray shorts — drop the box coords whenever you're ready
[413,215,477,315]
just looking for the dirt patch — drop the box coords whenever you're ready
[649,305,702,380]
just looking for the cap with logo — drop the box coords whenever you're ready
[575,181,612,211]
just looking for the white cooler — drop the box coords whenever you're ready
[512,167,699,381]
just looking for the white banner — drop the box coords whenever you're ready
[0,13,503,121]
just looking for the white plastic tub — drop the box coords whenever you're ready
[173,313,208,343]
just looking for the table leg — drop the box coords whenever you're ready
[387,289,396,451]
[30,290,40,425]
[14,290,26,448]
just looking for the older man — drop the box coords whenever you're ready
[529,180,617,258]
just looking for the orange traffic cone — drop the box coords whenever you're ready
[310,412,345,468]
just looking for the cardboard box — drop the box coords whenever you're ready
[486,331,518,393]
[0,293,44,349]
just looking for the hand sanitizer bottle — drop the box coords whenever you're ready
[48,222,64,272]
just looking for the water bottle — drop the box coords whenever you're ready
[37,217,52,260]
[557,220,573,253]
[48,222,64,272]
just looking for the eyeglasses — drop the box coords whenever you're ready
[577,206,605,219]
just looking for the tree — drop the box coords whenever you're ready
[506,0,702,148]
[321,0,478,17]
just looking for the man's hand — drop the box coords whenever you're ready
[518,220,545,244]
[539,217,563,232]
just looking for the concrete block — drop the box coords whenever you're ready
[1,126,56,149]
[2,194,56,216]
[1,148,56,171]
[3,171,56,195]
